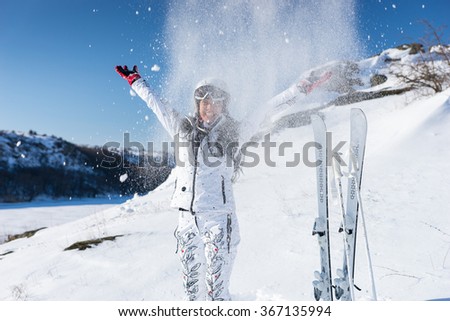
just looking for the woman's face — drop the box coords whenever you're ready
[199,97,224,123]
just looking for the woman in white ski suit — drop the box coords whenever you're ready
[116,66,243,301]
[115,65,317,300]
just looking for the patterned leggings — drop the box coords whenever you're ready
[175,210,240,301]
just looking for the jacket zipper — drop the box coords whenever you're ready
[221,175,226,204]
[189,135,199,214]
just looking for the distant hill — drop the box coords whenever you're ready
[0,130,173,202]
[271,43,450,131]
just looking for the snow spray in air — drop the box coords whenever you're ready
[163,0,361,119]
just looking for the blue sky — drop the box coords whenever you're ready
[0,0,448,148]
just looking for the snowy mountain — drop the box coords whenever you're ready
[0,131,172,202]
[0,45,449,301]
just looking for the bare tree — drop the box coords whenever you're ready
[390,20,450,94]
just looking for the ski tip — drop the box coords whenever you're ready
[351,108,367,119]
[310,114,321,122]
[350,108,368,128]
[310,114,327,129]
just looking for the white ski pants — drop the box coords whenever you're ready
[175,210,240,301]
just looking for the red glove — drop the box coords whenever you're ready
[115,65,141,85]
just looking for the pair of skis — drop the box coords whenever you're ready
[311,108,376,301]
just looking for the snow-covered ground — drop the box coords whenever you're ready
[0,197,128,244]
[1,83,449,300]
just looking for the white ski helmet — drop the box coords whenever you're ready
[195,78,229,94]
[194,77,231,113]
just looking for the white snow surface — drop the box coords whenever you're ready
[1,50,450,301]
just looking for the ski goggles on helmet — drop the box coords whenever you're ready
[194,85,227,103]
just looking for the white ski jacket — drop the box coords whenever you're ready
[132,79,240,213]
[131,75,307,212]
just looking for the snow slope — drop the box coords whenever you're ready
[0,198,127,244]
[0,85,449,300]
